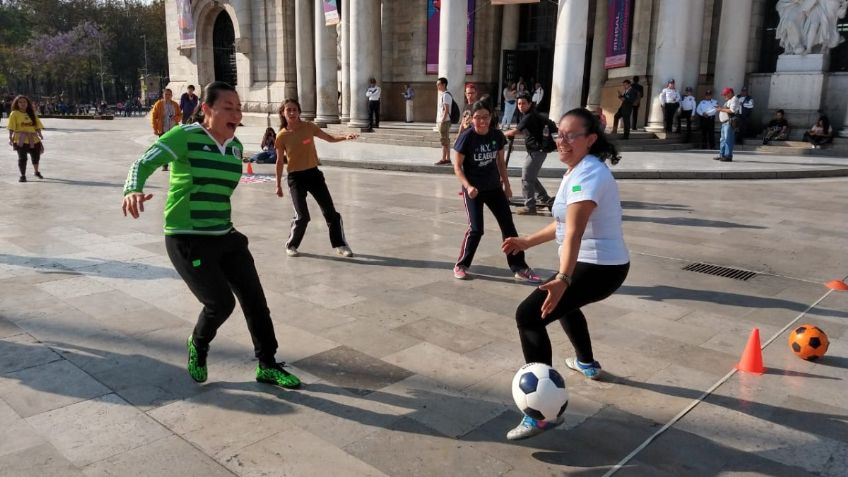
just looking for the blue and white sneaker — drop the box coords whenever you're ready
[506,414,565,441]
[565,357,603,380]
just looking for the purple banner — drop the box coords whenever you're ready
[426,0,475,75]
[605,0,633,69]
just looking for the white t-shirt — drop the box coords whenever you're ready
[719,96,740,123]
[436,91,451,123]
[551,155,629,265]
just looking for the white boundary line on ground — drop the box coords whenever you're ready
[601,276,845,477]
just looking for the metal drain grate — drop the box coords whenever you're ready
[682,262,757,281]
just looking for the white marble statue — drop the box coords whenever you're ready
[776,0,848,55]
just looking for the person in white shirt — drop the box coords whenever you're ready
[500,82,517,130]
[502,107,629,441]
[434,77,453,165]
[401,84,415,123]
[715,87,740,161]
[675,86,697,142]
[695,89,718,149]
[659,79,681,133]
[531,82,544,107]
[365,77,381,131]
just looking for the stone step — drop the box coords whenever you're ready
[736,143,848,157]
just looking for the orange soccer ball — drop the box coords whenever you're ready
[788,325,829,361]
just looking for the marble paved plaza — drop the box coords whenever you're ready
[1,118,847,476]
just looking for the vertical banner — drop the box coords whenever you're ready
[605,0,633,69]
[177,0,195,49]
[425,0,475,74]
[323,0,340,26]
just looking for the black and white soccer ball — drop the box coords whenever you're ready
[511,362,569,421]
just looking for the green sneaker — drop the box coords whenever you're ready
[256,362,301,389]
[186,335,208,383]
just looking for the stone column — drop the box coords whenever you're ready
[340,0,351,122]
[682,0,705,94]
[713,0,752,96]
[586,0,608,110]
[498,5,520,96]
[438,0,467,105]
[549,0,590,121]
[295,0,316,120]
[646,0,691,131]
[348,0,380,128]
[314,0,339,125]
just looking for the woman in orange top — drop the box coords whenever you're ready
[7,95,45,182]
[274,98,358,257]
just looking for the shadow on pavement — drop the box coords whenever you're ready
[622,215,767,229]
[621,201,692,211]
[619,285,848,318]
[0,254,175,280]
[296,252,541,285]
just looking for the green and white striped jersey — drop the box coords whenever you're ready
[123,123,244,235]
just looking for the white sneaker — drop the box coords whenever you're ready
[286,247,299,257]
[335,246,354,257]
[506,415,565,441]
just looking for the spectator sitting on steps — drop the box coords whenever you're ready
[762,109,790,145]
[802,114,833,149]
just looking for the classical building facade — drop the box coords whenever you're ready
[165,0,848,136]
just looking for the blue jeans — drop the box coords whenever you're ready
[501,101,517,128]
[720,121,734,158]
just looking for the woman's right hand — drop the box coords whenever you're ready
[465,186,478,199]
[275,184,285,198]
[502,236,530,255]
[122,192,154,218]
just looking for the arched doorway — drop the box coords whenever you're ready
[213,11,237,86]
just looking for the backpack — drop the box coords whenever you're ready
[446,92,461,124]
[524,114,558,153]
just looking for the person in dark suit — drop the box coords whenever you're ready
[612,80,638,139]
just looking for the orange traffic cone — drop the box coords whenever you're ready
[825,279,848,291]
[246,162,254,175]
[736,328,765,374]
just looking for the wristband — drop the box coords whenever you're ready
[555,273,572,287]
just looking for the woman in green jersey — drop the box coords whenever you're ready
[121,81,301,389]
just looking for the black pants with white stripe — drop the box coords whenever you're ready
[286,167,347,250]
[166,230,278,366]
[456,187,528,272]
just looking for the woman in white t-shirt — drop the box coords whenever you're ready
[502,108,630,440]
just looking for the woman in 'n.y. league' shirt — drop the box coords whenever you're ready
[452,99,541,283]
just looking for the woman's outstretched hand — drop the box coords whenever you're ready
[502,236,530,255]
[122,193,154,218]
[537,279,567,318]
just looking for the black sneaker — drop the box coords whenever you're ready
[19,176,26,182]
[34,172,43,179]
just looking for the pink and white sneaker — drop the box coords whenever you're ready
[514,268,542,284]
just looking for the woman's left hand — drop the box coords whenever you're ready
[502,236,530,255]
[538,279,567,318]
[503,183,512,198]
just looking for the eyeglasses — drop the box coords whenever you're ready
[556,132,588,143]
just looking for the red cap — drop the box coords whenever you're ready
[721,87,734,96]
